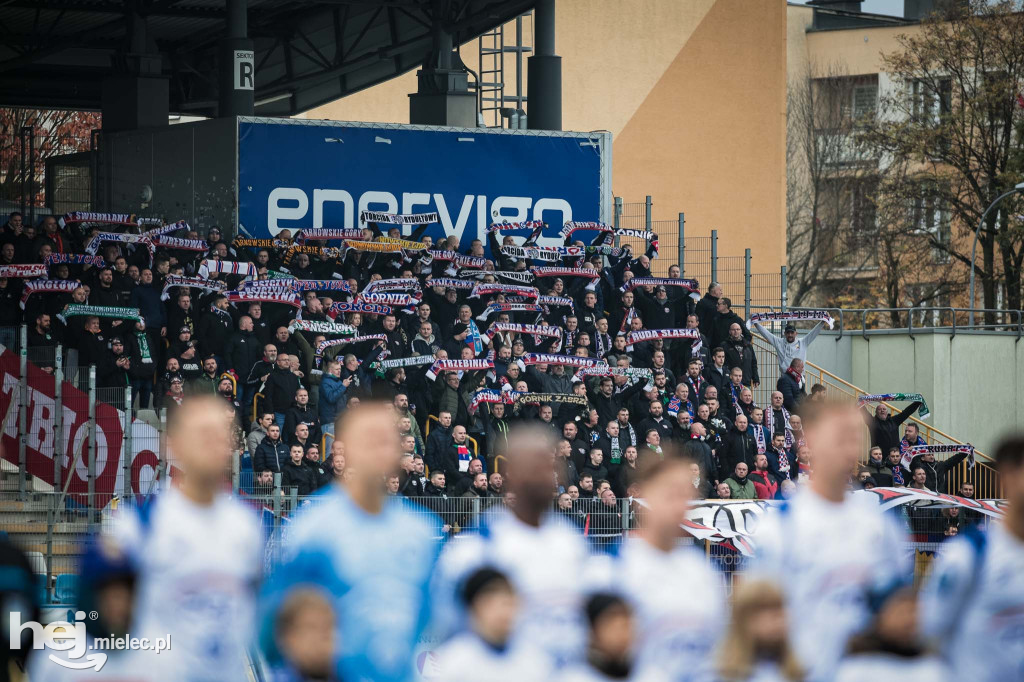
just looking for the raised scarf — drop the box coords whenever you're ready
[327,302,392,317]
[198,259,257,281]
[360,210,439,225]
[476,302,543,321]
[58,304,141,323]
[153,235,208,251]
[469,282,539,300]
[857,393,930,419]
[747,310,834,330]
[288,320,356,336]
[0,264,49,279]
[619,277,700,293]
[426,358,494,381]
[160,275,228,301]
[44,253,105,267]
[20,279,79,308]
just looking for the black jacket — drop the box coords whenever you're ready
[776,372,805,413]
[717,427,758,481]
[722,339,759,386]
[712,310,750,349]
[861,402,920,456]
[281,459,316,496]
[909,452,969,494]
[694,293,718,338]
[226,329,263,381]
[254,437,289,474]
[284,403,321,446]
[263,366,301,415]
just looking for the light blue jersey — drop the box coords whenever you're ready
[266,487,441,682]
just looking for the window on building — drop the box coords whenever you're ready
[851,81,878,121]
[910,183,950,263]
[911,77,952,123]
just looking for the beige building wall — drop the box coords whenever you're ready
[302,0,788,276]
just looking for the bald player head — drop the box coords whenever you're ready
[803,402,865,501]
[335,401,401,509]
[167,395,234,496]
[500,424,558,523]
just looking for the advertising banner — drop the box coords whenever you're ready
[0,348,164,506]
[237,119,610,248]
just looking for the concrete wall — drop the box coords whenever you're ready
[101,117,237,233]
[301,0,788,271]
[807,331,1024,455]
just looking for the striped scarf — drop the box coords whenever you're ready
[84,232,154,255]
[764,406,794,449]
[360,210,438,225]
[198,259,257,281]
[501,245,561,262]
[619,277,700,293]
[58,304,141,323]
[327,302,392,317]
[44,253,106,267]
[476,302,543,321]
[530,266,600,279]
[469,283,539,300]
[20,279,80,308]
[560,221,613,238]
[296,228,365,243]
[487,219,545,233]
[520,353,604,368]
[427,277,476,291]
[153,235,208,251]
[160,275,228,301]
[344,240,402,253]
[858,393,931,419]
[424,251,488,269]
[0,264,48,279]
[315,334,387,366]
[288,320,356,336]
[364,278,421,293]
[224,288,301,308]
[358,292,421,306]
[426,358,494,381]
[483,322,562,344]
[747,310,834,330]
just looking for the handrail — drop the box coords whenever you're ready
[748,305,1023,338]
[750,336,990,462]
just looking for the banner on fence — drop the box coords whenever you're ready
[0,347,169,506]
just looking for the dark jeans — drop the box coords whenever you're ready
[133,378,154,410]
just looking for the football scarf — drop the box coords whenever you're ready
[530,266,600,279]
[426,277,476,291]
[467,319,484,355]
[59,212,150,228]
[666,396,694,419]
[44,253,106,268]
[314,335,388,367]
[425,358,494,381]
[476,302,543,321]
[358,292,421,306]
[483,322,562,344]
[901,444,975,471]
[160,275,227,301]
[538,295,574,309]
[20,279,80,308]
[615,228,656,241]
[288,320,356,336]
[625,328,701,345]
[344,240,403,253]
[153,236,208,251]
[747,310,835,330]
[468,388,508,414]
[425,251,489,269]
[295,228,365,243]
[374,355,436,370]
[57,304,141,323]
[84,232,154,255]
[469,283,539,300]
[141,220,189,237]
[619,277,700,294]
[377,236,429,251]
[501,245,561,262]
[574,366,654,391]
[520,353,605,368]
[363,278,421,293]
[197,259,257,281]
[232,237,292,249]
[327,302,392,317]
[857,393,930,419]
[0,264,48,279]
[487,219,546,233]
[585,245,627,258]
[511,392,589,409]
[290,280,353,293]
[560,221,614,238]
[490,270,536,284]
[764,406,794,450]
[359,210,439,225]
[224,288,302,308]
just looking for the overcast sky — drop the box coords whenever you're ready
[794,0,907,17]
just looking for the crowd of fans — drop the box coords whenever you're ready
[7,210,972,529]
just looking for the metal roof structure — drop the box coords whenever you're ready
[0,0,536,116]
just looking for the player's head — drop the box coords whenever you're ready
[716,580,802,681]
[584,593,634,674]
[501,424,558,510]
[461,568,518,648]
[274,587,336,680]
[336,401,402,488]
[801,401,864,492]
[167,395,233,485]
[995,435,1024,512]
[635,452,693,539]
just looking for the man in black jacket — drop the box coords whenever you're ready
[425,410,453,466]
[253,424,288,474]
[694,283,721,339]
[196,294,233,361]
[722,323,759,388]
[717,413,758,481]
[284,387,321,447]
[711,297,750,349]
[587,376,647,427]
[264,354,301,429]
[777,358,807,412]
[908,447,970,494]
[226,315,263,382]
[281,444,316,497]
[861,398,922,457]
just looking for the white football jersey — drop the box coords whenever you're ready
[433,511,589,668]
[919,523,1024,682]
[589,537,725,682]
[750,489,911,682]
[111,487,263,681]
[432,632,551,682]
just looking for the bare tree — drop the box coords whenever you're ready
[787,62,880,307]
[861,0,1024,320]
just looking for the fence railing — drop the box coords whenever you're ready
[750,334,1001,498]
